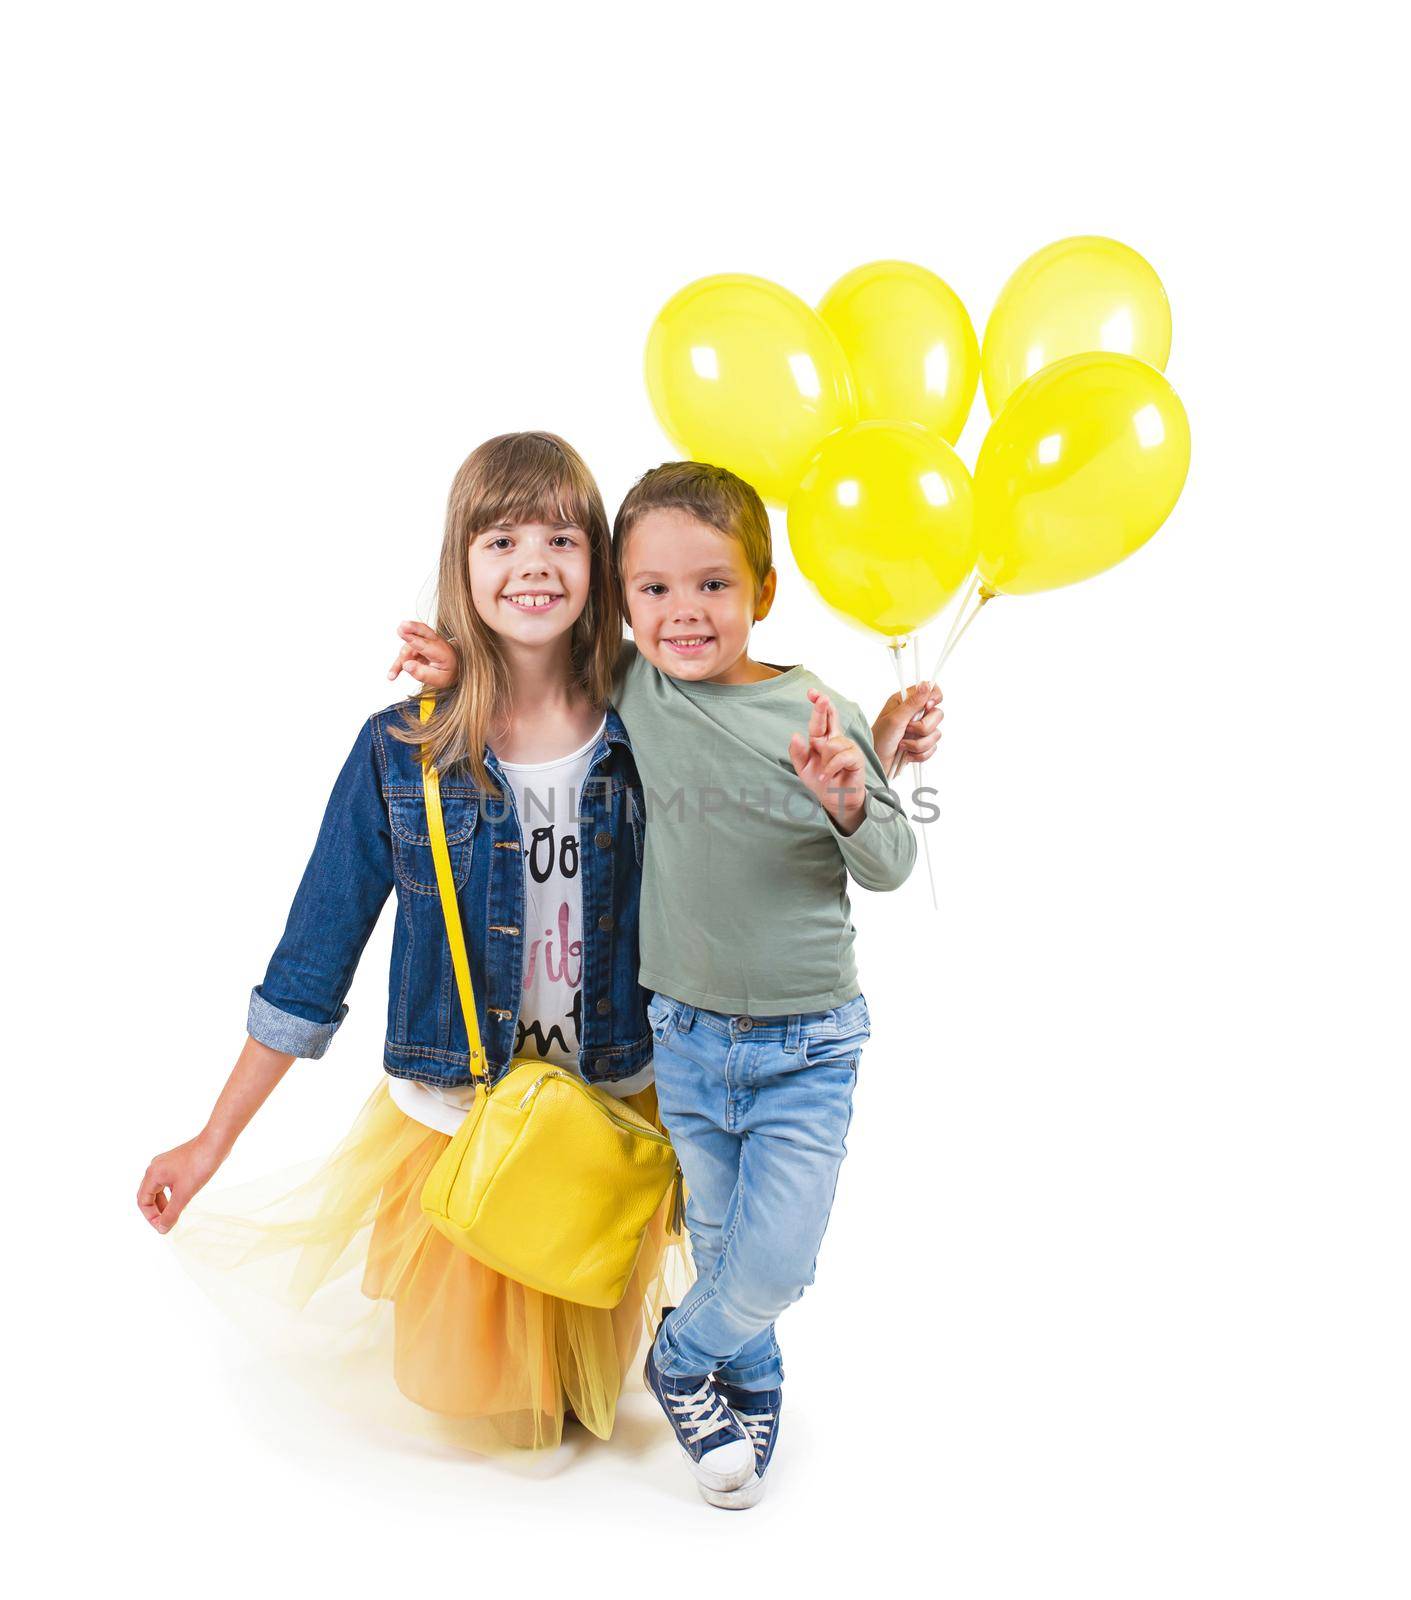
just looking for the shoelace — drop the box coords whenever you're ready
[668,1380,736,1446]
[738,1409,775,1458]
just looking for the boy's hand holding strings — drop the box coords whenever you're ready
[870,680,944,777]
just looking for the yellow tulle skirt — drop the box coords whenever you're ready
[177,1077,693,1454]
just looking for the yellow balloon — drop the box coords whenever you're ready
[982,236,1172,415]
[645,275,857,504]
[975,353,1190,597]
[788,421,975,637]
[818,260,979,444]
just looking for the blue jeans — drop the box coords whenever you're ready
[647,992,870,1392]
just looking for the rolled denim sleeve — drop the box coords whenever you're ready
[249,716,395,1059]
[831,701,917,893]
[246,986,346,1058]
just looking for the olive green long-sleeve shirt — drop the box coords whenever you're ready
[612,642,916,1016]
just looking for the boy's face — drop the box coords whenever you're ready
[621,508,776,686]
[467,520,592,646]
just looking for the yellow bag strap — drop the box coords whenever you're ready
[419,696,488,1083]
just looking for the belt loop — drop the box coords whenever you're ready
[785,1013,802,1053]
[677,1004,696,1033]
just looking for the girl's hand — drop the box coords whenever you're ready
[872,680,943,775]
[137,1037,293,1235]
[789,688,867,836]
[387,621,460,690]
[137,1132,226,1235]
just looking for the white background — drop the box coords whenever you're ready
[7,3,1407,1594]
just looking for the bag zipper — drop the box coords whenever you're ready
[516,1069,673,1145]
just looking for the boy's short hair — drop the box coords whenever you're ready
[613,461,773,595]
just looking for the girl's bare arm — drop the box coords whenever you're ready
[137,1035,295,1234]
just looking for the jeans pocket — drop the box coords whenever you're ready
[801,1002,870,1070]
[802,1036,866,1071]
[646,992,677,1045]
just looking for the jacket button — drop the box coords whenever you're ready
[598,913,614,931]
[595,998,611,1015]
[595,831,612,849]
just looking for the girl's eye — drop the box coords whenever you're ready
[703,579,728,592]
[487,536,512,551]
[550,534,577,548]
[642,583,666,597]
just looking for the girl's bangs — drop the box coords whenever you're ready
[470,444,598,536]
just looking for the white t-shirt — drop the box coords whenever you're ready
[390,718,653,1135]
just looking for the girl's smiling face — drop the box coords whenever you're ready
[468,519,592,643]
[622,507,776,685]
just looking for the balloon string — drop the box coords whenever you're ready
[883,577,975,785]
[887,637,910,698]
[885,638,937,911]
[909,631,938,912]
[883,640,915,784]
[934,572,980,671]
[879,584,990,911]
[929,584,995,681]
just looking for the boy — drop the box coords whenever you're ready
[609,462,916,1507]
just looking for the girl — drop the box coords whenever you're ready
[139,432,688,1452]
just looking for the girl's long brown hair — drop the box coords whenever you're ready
[391,432,622,793]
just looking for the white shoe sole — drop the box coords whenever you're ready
[700,1472,766,1510]
[680,1438,757,1492]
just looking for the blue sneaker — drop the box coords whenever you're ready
[644,1328,756,1493]
[698,1381,782,1510]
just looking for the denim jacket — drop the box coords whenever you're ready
[247,699,651,1088]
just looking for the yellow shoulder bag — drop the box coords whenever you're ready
[415,700,681,1309]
